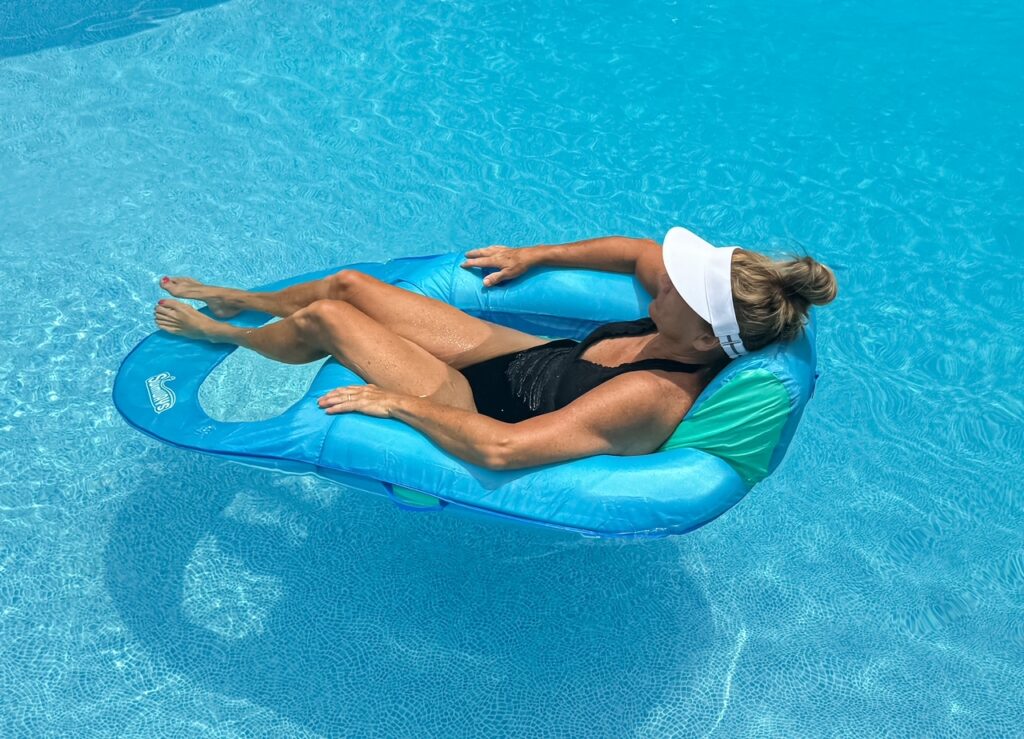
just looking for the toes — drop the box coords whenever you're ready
[155,303,185,321]
[160,276,201,295]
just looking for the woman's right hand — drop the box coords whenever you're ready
[460,245,537,287]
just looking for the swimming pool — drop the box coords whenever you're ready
[1,0,1021,735]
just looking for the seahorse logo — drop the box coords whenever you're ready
[145,372,176,414]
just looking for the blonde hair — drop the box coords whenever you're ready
[730,249,838,352]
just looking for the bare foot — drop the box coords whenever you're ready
[160,276,243,318]
[154,299,235,342]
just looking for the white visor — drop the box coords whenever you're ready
[661,226,747,359]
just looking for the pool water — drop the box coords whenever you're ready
[1,1,1022,736]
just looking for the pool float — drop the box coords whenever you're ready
[113,251,819,538]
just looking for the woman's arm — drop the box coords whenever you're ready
[318,373,687,470]
[528,235,657,274]
[463,236,665,296]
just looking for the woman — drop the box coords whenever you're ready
[154,227,837,470]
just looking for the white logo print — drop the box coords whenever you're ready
[145,372,176,413]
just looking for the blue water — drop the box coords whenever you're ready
[2,0,1022,735]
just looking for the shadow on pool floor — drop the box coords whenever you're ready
[1,0,229,59]
[103,458,718,736]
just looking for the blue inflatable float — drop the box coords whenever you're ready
[113,251,819,538]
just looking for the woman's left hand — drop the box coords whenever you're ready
[318,384,399,418]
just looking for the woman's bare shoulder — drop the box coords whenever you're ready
[636,368,704,416]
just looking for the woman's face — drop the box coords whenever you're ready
[648,270,716,351]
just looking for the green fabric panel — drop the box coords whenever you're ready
[657,368,792,486]
[391,485,443,508]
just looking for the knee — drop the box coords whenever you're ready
[326,269,373,300]
[295,299,347,334]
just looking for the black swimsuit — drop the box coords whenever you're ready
[460,317,704,423]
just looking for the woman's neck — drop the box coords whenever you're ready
[638,333,730,371]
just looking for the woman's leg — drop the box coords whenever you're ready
[153,298,478,410]
[160,273,336,318]
[161,269,548,368]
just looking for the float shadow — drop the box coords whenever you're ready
[2,1,229,59]
[104,457,715,736]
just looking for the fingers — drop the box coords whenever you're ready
[319,385,354,404]
[464,245,505,258]
[462,245,511,266]
[461,257,510,287]
[483,269,511,286]
[319,393,355,414]
[460,257,495,268]
[317,384,379,414]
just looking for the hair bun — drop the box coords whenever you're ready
[777,256,838,307]
[729,247,838,352]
